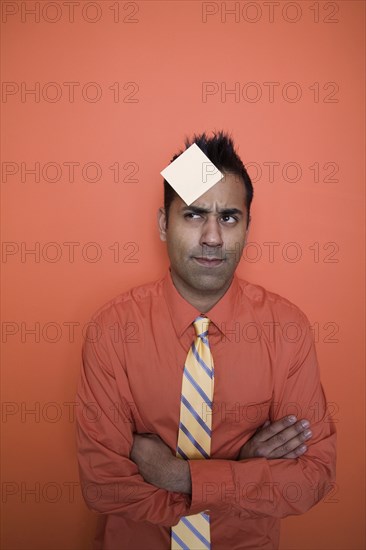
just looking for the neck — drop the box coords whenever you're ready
[170,270,233,313]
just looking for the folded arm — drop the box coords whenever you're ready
[75,312,191,527]
[187,311,337,518]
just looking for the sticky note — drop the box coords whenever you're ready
[160,143,224,205]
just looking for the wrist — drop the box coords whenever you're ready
[166,457,192,494]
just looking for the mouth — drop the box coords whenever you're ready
[193,257,225,267]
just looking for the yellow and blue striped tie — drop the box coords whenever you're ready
[171,316,214,550]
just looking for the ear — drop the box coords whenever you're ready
[157,207,167,242]
[243,215,251,247]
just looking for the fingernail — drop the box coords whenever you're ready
[301,420,310,428]
[287,415,297,423]
[299,445,307,452]
[304,429,312,438]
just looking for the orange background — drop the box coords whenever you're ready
[1,1,365,549]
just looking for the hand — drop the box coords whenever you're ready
[237,416,312,460]
[130,433,176,490]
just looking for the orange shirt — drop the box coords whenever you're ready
[75,269,337,550]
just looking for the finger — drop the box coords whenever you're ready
[254,415,300,442]
[282,444,308,459]
[267,428,312,458]
[255,419,270,433]
[263,418,311,447]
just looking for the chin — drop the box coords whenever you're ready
[190,273,231,292]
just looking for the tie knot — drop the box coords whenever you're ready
[193,316,210,338]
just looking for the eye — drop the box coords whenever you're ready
[221,215,238,224]
[184,212,202,219]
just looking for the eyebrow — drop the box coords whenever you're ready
[181,206,244,216]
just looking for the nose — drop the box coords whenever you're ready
[199,216,223,248]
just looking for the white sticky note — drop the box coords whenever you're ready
[160,143,224,205]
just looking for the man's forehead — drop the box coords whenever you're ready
[169,172,247,214]
[180,196,242,211]
[160,143,224,205]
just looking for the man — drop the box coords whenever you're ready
[75,131,337,550]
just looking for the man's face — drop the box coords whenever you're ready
[158,171,250,294]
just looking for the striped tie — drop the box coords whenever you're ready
[171,316,214,550]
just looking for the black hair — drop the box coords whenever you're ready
[163,130,253,228]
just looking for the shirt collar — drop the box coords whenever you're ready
[162,267,240,337]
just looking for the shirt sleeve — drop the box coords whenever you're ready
[187,308,337,519]
[75,310,190,526]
